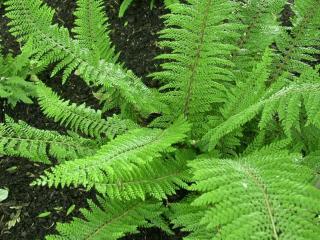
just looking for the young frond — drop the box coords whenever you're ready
[73,0,118,62]
[152,0,241,138]
[188,151,320,239]
[0,116,97,164]
[35,80,137,139]
[46,197,165,240]
[203,68,320,150]
[33,118,191,193]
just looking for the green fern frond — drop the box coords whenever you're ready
[203,67,320,150]
[35,79,137,139]
[73,0,118,62]
[46,197,165,240]
[0,116,97,164]
[5,0,83,82]
[272,0,320,81]
[221,47,273,121]
[152,0,242,138]
[167,196,211,240]
[233,0,286,74]
[0,42,36,106]
[187,151,320,239]
[5,0,163,117]
[203,48,273,152]
[34,117,191,192]
[91,149,194,201]
[77,63,167,118]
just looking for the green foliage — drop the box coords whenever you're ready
[151,0,241,138]
[202,67,320,151]
[35,79,137,139]
[1,0,320,239]
[5,0,163,118]
[46,197,165,240]
[34,118,191,199]
[0,42,35,106]
[73,0,118,62]
[184,149,320,239]
[0,116,97,164]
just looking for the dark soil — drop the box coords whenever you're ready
[0,1,177,239]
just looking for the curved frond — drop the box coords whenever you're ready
[0,116,97,164]
[46,197,165,240]
[119,0,134,18]
[188,151,320,239]
[92,150,194,200]
[34,117,191,192]
[77,63,167,118]
[203,68,320,150]
[35,80,137,139]
[5,0,163,117]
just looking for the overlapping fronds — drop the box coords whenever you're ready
[73,0,118,62]
[202,67,320,150]
[186,150,320,239]
[206,48,274,151]
[46,197,165,240]
[89,150,194,201]
[5,0,83,81]
[5,0,163,117]
[151,0,241,137]
[233,0,286,74]
[34,117,190,192]
[76,62,166,118]
[272,0,320,81]
[167,196,211,240]
[0,42,35,106]
[0,116,97,164]
[35,79,137,139]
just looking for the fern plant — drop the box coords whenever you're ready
[1,0,320,239]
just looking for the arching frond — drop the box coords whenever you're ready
[35,79,137,139]
[46,197,165,240]
[91,150,194,201]
[33,118,191,192]
[187,151,320,239]
[77,63,167,118]
[0,116,97,164]
[203,68,320,150]
[5,0,163,117]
